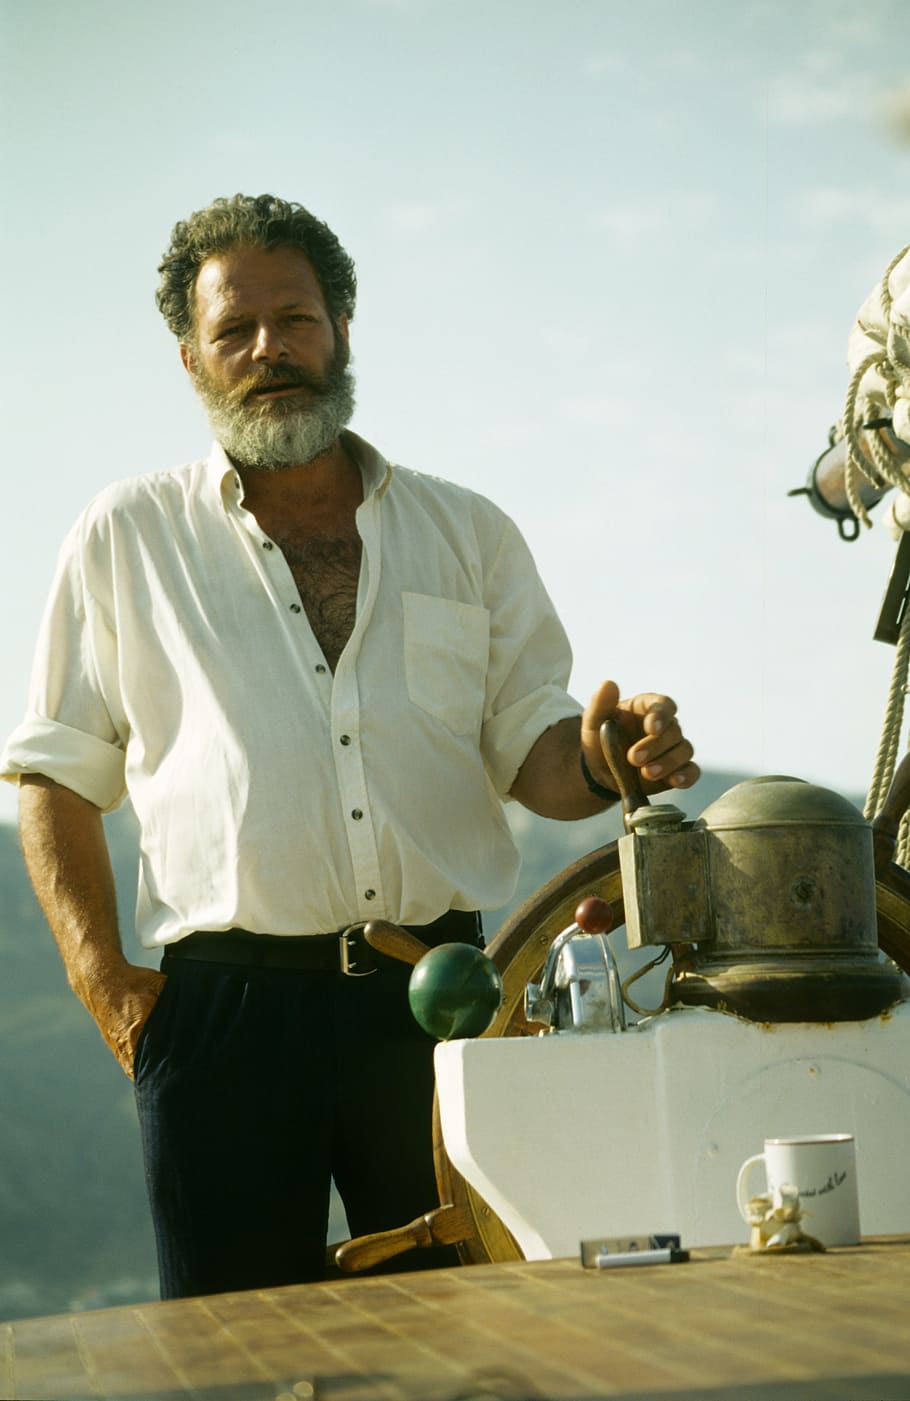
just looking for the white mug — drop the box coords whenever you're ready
[735,1134,860,1247]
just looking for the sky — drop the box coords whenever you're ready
[1,0,909,826]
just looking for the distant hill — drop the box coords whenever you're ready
[0,767,777,1320]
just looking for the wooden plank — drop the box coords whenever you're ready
[2,1239,909,1400]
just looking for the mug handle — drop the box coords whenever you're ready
[736,1152,767,1222]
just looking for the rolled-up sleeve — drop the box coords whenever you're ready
[1,519,127,812]
[479,515,582,796]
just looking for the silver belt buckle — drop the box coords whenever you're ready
[340,924,375,977]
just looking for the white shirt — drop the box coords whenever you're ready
[2,432,581,947]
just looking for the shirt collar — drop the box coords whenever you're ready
[207,429,393,510]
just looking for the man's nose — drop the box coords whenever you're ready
[251,321,288,362]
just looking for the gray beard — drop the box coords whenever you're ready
[197,366,356,471]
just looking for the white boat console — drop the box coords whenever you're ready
[435,999,910,1258]
[435,772,910,1260]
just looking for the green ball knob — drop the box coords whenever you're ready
[408,942,504,1040]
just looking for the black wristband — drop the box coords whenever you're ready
[580,751,618,802]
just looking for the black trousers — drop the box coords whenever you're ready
[133,914,482,1299]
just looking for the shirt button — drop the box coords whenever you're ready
[262,540,274,550]
[340,734,352,746]
[351,808,363,820]
[364,889,376,901]
[315,664,327,674]
[290,603,302,614]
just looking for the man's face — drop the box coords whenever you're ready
[181,244,355,470]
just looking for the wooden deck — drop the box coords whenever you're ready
[3,1237,909,1400]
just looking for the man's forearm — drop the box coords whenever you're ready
[509,717,613,820]
[19,774,125,983]
[18,774,163,1074]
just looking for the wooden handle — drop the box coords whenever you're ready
[362,919,432,966]
[334,1204,473,1273]
[600,717,649,830]
[872,750,910,872]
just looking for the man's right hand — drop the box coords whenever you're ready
[85,963,169,1078]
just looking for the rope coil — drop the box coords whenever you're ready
[855,246,910,863]
[840,243,910,529]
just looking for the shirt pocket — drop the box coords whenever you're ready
[402,592,490,737]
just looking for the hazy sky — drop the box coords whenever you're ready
[2,0,909,825]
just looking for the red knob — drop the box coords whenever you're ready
[574,896,613,934]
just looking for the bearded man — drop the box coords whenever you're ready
[2,194,699,1301]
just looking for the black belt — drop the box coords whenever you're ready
[162,910,483,977]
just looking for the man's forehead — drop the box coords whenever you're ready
[193,246,326,321]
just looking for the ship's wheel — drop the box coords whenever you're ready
[335,841,910,1271]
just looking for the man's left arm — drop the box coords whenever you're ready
[510,678,699,819]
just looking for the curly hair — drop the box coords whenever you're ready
[156,193,357,342]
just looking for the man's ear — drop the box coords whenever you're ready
[336,314,350,351]
[179,342,195,376]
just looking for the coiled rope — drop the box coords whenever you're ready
[841,242,910,529]
[846,244,910,861]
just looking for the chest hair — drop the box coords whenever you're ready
[272,528,363,673]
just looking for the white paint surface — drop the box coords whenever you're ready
[435,1000,910,1257]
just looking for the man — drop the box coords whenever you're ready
[2,194,699,1300]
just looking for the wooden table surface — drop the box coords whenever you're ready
[3,1238,909,1401]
